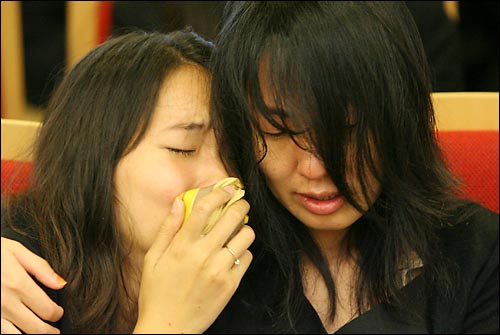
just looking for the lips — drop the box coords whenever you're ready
[298,191,345,215]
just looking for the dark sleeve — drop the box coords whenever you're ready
[462,209,499,334]
[1,207,42,257]
[1,209,67,330]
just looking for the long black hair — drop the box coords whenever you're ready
[211,1,477,332]
[4,28,213,333]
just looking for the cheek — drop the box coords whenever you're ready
[117,161,184,215]
[345,144,382,209]
[114,155,191,251]
[258,139,296,185]
[355,172,381,209]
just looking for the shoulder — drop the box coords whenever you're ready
[438,204,498,295]
[427,205,498,333]
[1,199,73,331]
[1,199,41,256]
[440,205,498,262]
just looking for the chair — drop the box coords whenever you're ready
[1,118,41,195]
[432,92,499,213]
[1,1,113,120]
[1,1,113,193]
[66,1,114,68]
[1,1,26,120]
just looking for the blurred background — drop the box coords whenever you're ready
[1,1,499,121]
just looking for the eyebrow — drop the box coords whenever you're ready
[168,121,208,131]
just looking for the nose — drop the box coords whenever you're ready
[197,147,229,189]
[297,149,328,180]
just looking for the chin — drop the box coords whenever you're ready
[302,208,362,231]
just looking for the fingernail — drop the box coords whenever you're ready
[223,185,235,196]
[53,272,67,286]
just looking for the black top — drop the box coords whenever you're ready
[206,205,499,334]
[1,204,76,333]
[2,205,498,334]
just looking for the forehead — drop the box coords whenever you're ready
[256,51,306,114]
[151,65,210,130]
[257,54,275,106]
[256,55,309,130]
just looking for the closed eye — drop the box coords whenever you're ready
[262,130,286,138]
[166,148,196,156]
[262,128,307,138]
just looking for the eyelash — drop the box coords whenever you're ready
[262,128,307,139]
[263,131,286,138]
[167,148,196,156]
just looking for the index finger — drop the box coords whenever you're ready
[2,252,64,323]
[3,238,66,290]
[178,186,235,238]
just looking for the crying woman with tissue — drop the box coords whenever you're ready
[1,29,254,334]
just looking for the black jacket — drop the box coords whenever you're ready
[207,205,499,334]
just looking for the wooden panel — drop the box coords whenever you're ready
[1,118,41,161]
[443,1,459,21]
[1,1,26,119]
[432,92,499,131]
[66,1,99,68]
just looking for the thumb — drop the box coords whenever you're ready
[147,197,185,260]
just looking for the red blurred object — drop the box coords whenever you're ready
[98,1,113,43]
[1,160,32,195]
[437,130,499,213]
